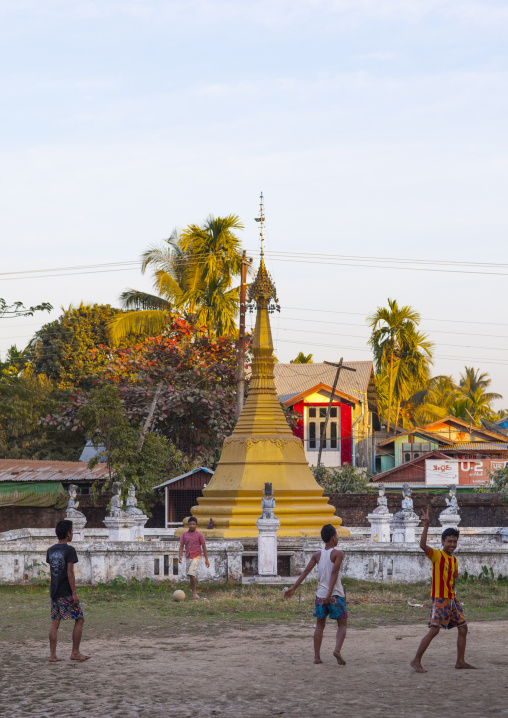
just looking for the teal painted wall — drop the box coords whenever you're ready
[392,436,439,467]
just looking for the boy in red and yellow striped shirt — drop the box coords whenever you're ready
[411,508,476,673]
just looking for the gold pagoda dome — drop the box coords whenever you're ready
[186,199,347,538]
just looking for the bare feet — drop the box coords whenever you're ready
[333,650,346,665]
[456,662,476,669]
[48,657,63,663]
[70,653,91,661]
[410,659,427,673]
[314,658,323,664]
[191,595,200,600]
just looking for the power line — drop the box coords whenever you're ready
[273,325,508,353]
[273,338,508,367]
[3,249,508,281]
[262,255,508,277]
[277,315,508,340]
[281,306,508,328]
[253,249,508,270]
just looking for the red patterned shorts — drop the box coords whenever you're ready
[429,597,466,629]
[51,596,84,621]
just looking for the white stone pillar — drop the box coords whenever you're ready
[367,512,393,543]
[438,512,461,532]
[69,515,87,542]
[255,515,281,582]
[104,515,146,541]
[391,516,420,543]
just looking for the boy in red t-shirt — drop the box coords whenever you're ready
[178,517,209,599]
[410,508,476,673]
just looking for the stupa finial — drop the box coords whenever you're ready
[254,191,265,256]
[249,193,279,309]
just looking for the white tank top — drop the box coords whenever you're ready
[316,547,344,598]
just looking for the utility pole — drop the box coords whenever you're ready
[236,250,250,419]
[317,359,356,468]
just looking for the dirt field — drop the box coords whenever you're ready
[1,581,508,717]
[2,618,508,717]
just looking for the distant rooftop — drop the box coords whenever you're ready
[273,361,378,415]
[0,459,110,482]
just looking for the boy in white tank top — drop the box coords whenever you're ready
[285,524,347,665]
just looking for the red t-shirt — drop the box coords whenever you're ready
[180,530,205,559]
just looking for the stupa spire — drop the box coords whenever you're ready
[254,191,265,257]
[180,194,347,537]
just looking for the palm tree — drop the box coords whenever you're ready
[368,299,431,432]
[392,324,434,429]
[404,375,459,426]
[459,367,502,404]
[182,277,240,338]
[179,214,244,286]
[291,352,314,364]
[108,217,244,345]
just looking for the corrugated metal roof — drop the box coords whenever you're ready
[372,451,450,482]
[451,442,508,451]
[377,428,455,447]
[0,459,109,482]
[153,467,214,490]
[274,362,378,413]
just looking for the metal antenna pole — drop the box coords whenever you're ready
[317,359,356,468]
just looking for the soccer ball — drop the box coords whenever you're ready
[173,589,186,602]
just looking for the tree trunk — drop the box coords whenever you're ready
[387,352,394,433]
[137,382,163,453]
[394,399,401,433]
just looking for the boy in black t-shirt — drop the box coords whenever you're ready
[46,519,90,662]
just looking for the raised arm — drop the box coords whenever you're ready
[419,508,432,556]
[323,550,344,604]
[284,553,319,599]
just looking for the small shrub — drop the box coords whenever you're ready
[313,463,374,494]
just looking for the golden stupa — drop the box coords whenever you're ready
[186,201,348,538]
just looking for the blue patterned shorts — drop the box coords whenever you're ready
[429,597,466,629]
[51,596,84,621]
[313,595,348,620]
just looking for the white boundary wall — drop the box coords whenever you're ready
[1,530,507,585]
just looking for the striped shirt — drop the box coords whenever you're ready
[428,548,458,598]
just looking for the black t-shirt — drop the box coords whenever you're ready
[46,543,79,599]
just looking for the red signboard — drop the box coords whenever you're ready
[458,459,508,485]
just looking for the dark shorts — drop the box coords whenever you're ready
[429,597,466,629]
[313,595,348,620]
[51,596,84,621]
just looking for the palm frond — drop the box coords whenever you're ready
[107,310,170,345]
[119,289,172,311]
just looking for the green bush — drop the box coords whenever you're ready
[313,462,374,494]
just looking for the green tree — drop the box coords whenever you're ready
[368,299,433,432]
[0,364,79,460]
[0,298,52,319]
[291,352,314,364]
[108,215,244,345]
[27,303,128,389]
[0,345,26,373]
[79,385,189,515]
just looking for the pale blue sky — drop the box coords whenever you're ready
[1,1,507,406]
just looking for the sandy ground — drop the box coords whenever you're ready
[1,621,508,718]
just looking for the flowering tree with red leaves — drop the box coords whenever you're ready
[45,316,250,465]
